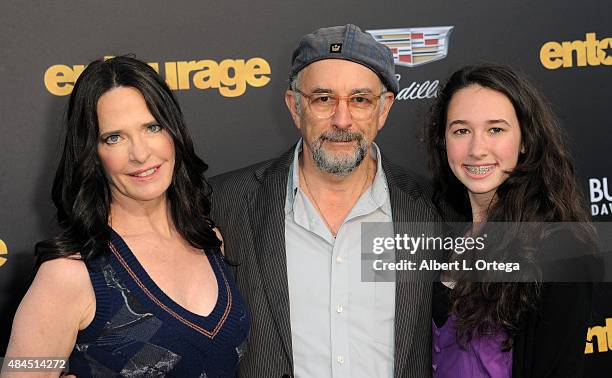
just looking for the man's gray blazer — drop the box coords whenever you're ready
[210,147,444,378]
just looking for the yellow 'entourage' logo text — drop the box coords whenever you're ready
[44,57,272,97]
[540,33,612,69]
[0,239,7,268]
[585,317,612,354]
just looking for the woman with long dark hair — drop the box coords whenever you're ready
[5,56,249,377]
[424,63,598,378]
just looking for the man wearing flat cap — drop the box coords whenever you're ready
[211,24,443,378]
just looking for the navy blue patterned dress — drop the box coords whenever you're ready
[68,229,249,377]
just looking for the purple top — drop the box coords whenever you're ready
[432,314,512,378]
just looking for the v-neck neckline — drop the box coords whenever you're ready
[108,228,232,339]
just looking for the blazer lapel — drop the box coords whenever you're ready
[383,158,431,378]
[248,148,295,368]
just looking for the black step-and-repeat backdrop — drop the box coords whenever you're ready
[1,1,610,373]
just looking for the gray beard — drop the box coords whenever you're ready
[309,128,369,176]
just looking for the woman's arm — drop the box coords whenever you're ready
[2,258,95,377]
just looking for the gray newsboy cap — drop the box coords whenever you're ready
[289,24,399,95]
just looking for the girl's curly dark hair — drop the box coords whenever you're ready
[424,63,593,349]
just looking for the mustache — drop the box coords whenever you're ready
[319,129,363,143]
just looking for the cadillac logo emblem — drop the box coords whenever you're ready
[367,26,454,67]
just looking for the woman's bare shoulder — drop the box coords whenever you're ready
[36,255,89,281]
[26,256,95,323]
[5,256,95,359]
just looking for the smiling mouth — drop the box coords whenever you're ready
[464,164,496,175]
[129,165,160,178]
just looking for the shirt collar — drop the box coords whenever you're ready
[285,139,391,215]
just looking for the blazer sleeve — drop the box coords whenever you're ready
[512,232,595,378]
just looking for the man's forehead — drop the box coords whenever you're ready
[298,59,382,91]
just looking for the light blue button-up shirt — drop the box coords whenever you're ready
[285,140,396,378]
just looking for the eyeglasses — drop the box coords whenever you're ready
[293,89,386,120]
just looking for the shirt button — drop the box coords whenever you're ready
[434,345,441,353]
[336,304,344,313]
[432,364,437,371]
[337,356,344,364]
[336,256,343,263]
[435,329,440,336]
